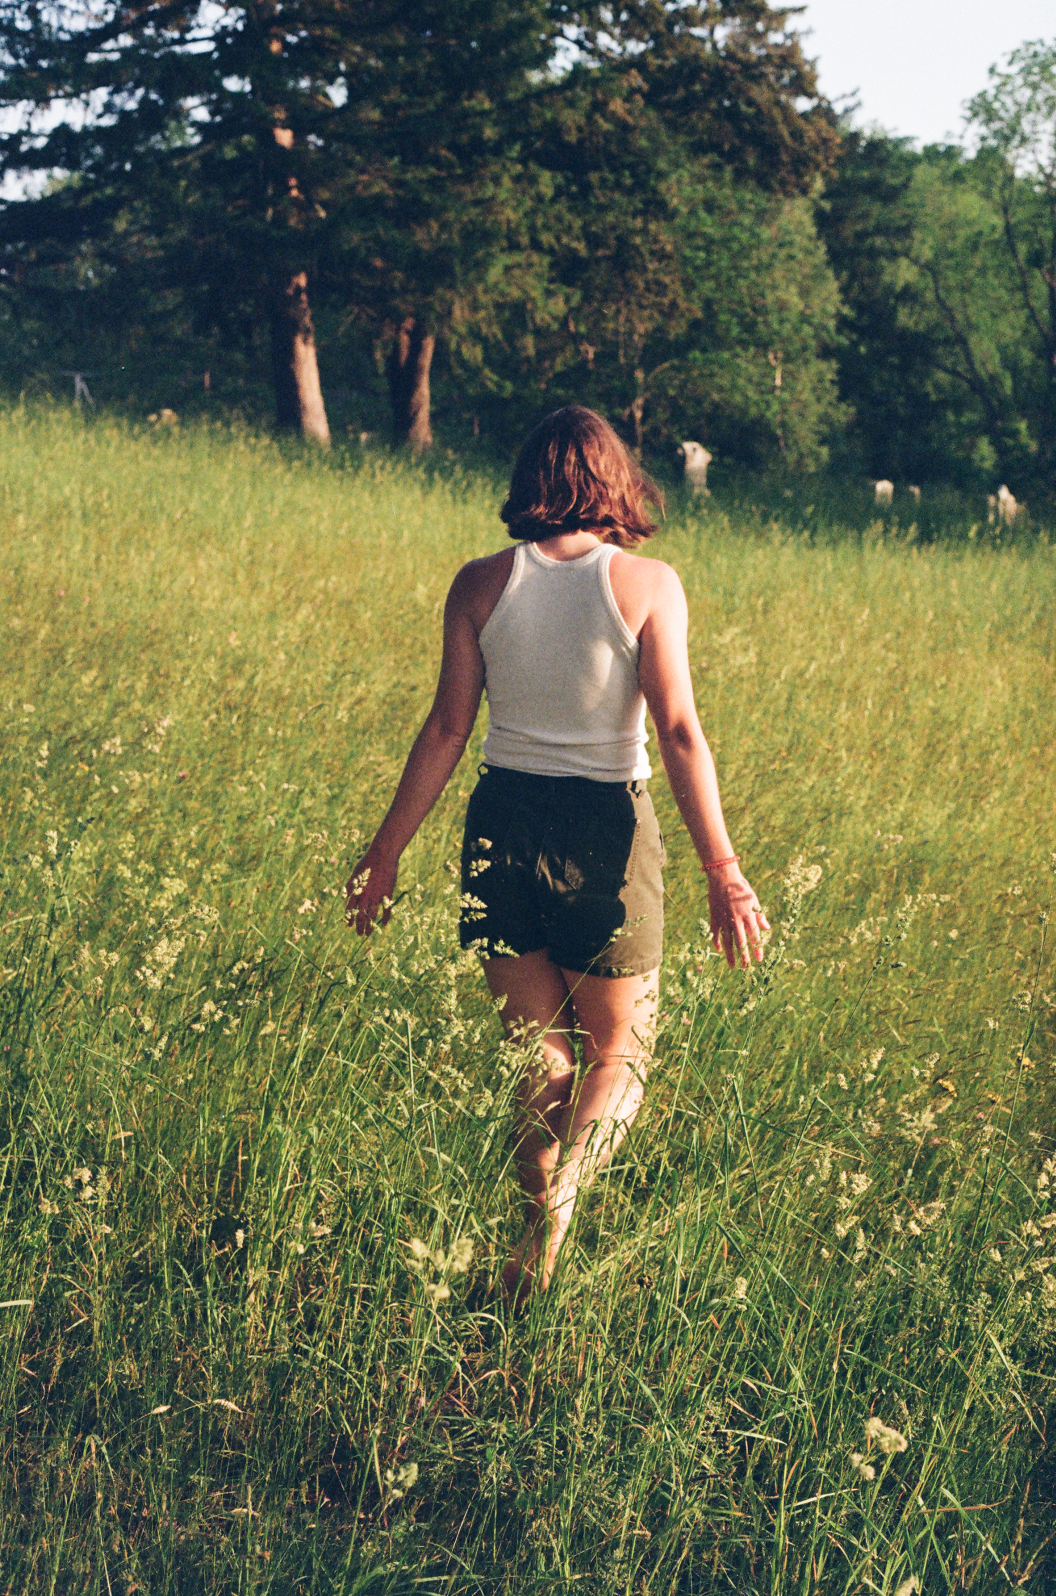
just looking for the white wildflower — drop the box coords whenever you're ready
[849,1451,876,1482]
[448,1236,474,1274]
[732,1276,749,1300]
[895,1578,918,1596]
[383,1461,419,1504]
[864,1416,908,1455]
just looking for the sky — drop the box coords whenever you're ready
[797,0,1056,146]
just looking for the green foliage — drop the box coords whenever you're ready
[0,1,845,459]
[1,405,1055,1590]
[820,42,1056,494]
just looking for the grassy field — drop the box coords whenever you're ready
[1,403,1055,1595]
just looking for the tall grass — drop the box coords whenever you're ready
[1,403,1055,1594]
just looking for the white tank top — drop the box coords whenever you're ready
[479,540,650,782]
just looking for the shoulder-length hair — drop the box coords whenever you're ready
[500,406,662,548]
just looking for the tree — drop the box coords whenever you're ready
[965,41,1056,478]
[0,0,558,446]
[819,45,1056,491]
[462,1,844,463]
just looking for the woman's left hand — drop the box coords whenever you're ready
[708,868,769,968]
[345,845,398,936]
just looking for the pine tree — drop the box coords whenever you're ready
[0,0,556,444]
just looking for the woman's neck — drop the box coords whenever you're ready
[533,531,603,562]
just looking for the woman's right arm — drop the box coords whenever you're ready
[637,564,768,968]
[346,568,485,935]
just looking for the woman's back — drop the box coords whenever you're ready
[478,540,650,782]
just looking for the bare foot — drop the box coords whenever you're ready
[501,1222,545,1308]
[500,1202,575,1306]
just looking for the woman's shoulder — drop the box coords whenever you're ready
[606,549,684,639]
[448,547,517,634]
[609,547,683,602]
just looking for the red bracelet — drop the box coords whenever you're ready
[702,854,740,872]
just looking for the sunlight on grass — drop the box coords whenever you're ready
[1,404,1054,1592]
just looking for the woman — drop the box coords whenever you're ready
[347,406,767,1299]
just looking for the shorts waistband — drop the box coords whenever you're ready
[477,763,648,797]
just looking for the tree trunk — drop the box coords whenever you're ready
[387,316,435,452]
[270,271,330,445]
[624,368,646,457]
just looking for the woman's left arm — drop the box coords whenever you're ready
[346,570,484,934]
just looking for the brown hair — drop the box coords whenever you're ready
[500,405,662,547]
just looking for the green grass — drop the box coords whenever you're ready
[1,402,1055,1595]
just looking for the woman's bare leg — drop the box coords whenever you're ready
[481,950,576,1297]
[541,967,658,1283]
[483,953,658,1296]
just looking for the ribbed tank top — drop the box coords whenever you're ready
[479,541,650,782]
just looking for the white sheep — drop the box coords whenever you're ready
[908,485,921,502]
[996,484,1019,526]
[679,441,712,495]
[873,479,894,506]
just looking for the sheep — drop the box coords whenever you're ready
[908,485,921,502]
[987,486,1020,526]
[148,408,179,426]
[996,484,1019,526]
[679,441,712,495]
[873,479,894,506]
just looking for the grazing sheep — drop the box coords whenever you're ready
[996,484,1019,525]
[908,485,921,502]
[873,479,894,506]
[148,408,179,426]
[679,441,712,495]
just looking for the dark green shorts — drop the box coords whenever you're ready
[459,766,665,977]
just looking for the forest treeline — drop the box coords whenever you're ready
[1,2,1055,491]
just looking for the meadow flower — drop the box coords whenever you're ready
[864,1416,908,1454]
[406,1238,431,1274]
[38,1198,58,1216]
[448,1236,474,1274]
[895,1578,918,1596]
[383,1461,418,1504]
[849,1451,876,1481]
[732,1276,749,1300]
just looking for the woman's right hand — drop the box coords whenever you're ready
[707,867,769,968]
[345,845,398,936]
